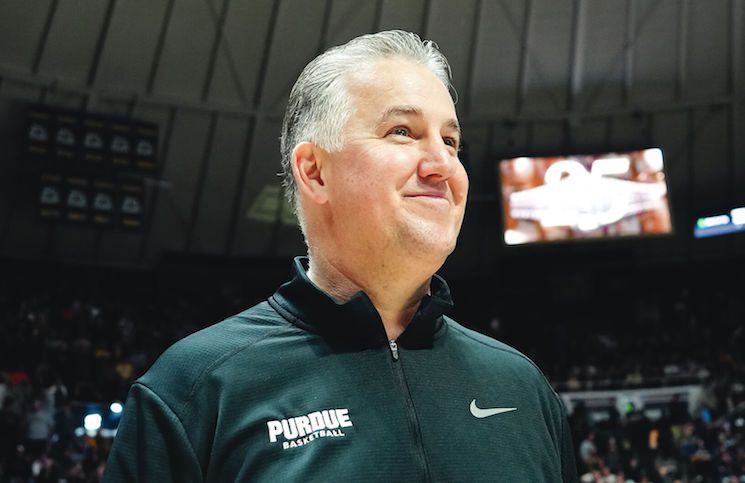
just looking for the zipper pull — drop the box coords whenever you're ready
[389,340,399,361]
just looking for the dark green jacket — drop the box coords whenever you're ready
[103,257,577,482]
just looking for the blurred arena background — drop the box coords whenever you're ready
[0,0,744,481]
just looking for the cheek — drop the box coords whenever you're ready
[452,166,470,203]
[346,165,410,197]
[329,176,390,216]
[328,144,416,204]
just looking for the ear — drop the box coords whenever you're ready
[291,141,329,205]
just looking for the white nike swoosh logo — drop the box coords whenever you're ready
[470,399,517,418]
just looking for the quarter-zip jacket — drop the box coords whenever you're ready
[103,257,578,482]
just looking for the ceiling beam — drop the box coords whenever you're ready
[200,0,233,103]
[675,0,689,101]
[226,0,281,256]
[86,0,118,91]
[515,0,533,116]
[463,0,484,117]
[146,0,176,96]
[623,0,637,107]
[31,0,60,75]
[567,0,586,113]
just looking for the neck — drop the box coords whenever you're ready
[306,251,432,341]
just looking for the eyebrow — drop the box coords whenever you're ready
[378,105,461,137]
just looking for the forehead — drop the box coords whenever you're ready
[343,57,457,123]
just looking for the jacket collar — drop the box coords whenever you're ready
[269,256,453,351]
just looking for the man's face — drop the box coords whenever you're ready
[321,57,469,268]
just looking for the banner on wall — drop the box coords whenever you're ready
[63,176,90,224]
[90,179,116,227]
[118,180,145,230]
[26,105,159,174]
[38,174,146,231]
[38,173,63,221]
[29,104,157,231]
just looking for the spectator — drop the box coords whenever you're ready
[26,398,54,458]
[580,430,600,472]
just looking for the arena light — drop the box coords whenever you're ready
[84,413,102,432]
[110,402,123,414]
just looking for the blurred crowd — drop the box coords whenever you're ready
[503,282,745,394]
[0,267,247,482]
[0,260,743,482]
[569,367,745,482]
[506,266,745,482]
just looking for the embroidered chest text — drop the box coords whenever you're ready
[266,408,353,450]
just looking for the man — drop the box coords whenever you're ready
[103,30,577,482]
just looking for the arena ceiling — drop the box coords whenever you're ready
[0,0,743,276]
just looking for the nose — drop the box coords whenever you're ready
[417,137,457,181]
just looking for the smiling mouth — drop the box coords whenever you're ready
[405,192,448,200]
[404,194,450,207]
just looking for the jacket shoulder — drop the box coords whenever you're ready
[445,318,529,359]
[443,317,554,385]
[136,301,291,413]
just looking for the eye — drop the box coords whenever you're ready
[443,137,460,151]
[389,127,411,137]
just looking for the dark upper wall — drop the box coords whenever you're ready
[0,0,743,277]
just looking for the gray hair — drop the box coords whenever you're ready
[279,30,454,221]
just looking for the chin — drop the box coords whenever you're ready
[395,218,459,255]
[409,234,457,260]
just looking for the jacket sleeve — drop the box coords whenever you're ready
[102,382,203,482]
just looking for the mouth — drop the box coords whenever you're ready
[404,191,449,201]
[403,192,451,209]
